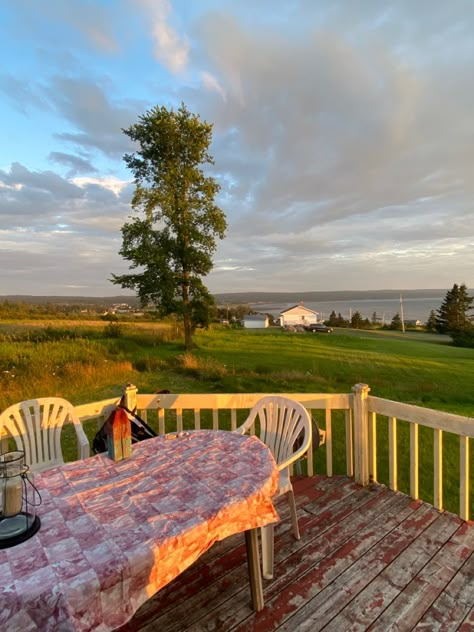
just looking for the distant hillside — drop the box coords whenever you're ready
[213,289,449,305]
[0,295,139,306]
[0,289,453,307]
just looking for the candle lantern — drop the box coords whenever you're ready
[0,451,41,548]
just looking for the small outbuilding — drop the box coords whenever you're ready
[279,304,319,328]
[243,314,270,329]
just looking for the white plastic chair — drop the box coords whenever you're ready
[0,397,89,473]
[236,395,312,579]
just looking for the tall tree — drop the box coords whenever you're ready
[390,312,402,330]
[436,283,473,334]
[351,310,363,329]
[425,310,437,332]
[112,103,227,348]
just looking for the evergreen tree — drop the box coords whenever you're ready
[112,103,227,348]
[425,310,437,332]
[390,313,402,330]
[336,312,349,327]
[328,310,338,326]
[351,311,363,329]
[436,284,473,334]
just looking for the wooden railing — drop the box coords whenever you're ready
[74,383,473,521]
[366,391,474,521]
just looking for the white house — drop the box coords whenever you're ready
[279,304,319,327]
[243,314,270,329]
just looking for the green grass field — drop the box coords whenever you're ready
[1,321,473,515]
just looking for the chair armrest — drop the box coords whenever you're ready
[234,410,258,435]
[277,440,312,472]
[74,423,90,460]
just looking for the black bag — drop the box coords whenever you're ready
[92,397,158,455]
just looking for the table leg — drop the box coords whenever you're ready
[245,528,264,611]
[261,523,274,580]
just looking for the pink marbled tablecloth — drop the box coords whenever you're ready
[0,430,279,632]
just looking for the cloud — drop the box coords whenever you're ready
[48,152,98,176]
[136,0,190,74]
[4,0,120,54]
[200,71,226,100]
[0,163,131,233]
[176,6,474,292]
[0,75,49,114]
[0,161,134,294]
[45,76,141,157]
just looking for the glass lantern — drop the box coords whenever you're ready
[0,451,41,548]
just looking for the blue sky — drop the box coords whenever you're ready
[1,0,473,296]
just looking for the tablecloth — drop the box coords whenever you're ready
[0,430,279,632]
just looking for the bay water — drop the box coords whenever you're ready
[251,296,444,325]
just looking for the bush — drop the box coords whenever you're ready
[103,322,123,338]
[451,329,474,348]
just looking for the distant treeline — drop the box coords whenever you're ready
[0,295,138,306]
[214,289,451,304]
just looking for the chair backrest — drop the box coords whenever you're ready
[0,397,79,472]
[246,396,312,467]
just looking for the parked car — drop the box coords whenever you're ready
[305,324,333,333]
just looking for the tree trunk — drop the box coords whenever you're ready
[182,281,193,349]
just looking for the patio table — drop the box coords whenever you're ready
[0,429,279,632]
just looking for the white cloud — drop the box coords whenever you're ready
[201,71,226,100]
[137,0,190,74]
[72,176,130,196]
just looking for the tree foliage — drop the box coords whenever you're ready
[112,103,227,348]
[425,310,437,332]
[390,312,402,330]
[436,283,473,334]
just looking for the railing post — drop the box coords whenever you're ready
[352,383,371,486]
[123,383,138,411]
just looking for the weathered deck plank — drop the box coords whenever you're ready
[116,476,474,632]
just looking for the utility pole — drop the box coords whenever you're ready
[400,294,405,333]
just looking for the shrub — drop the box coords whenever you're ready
[451,329,474,348]
[103,322,123,338]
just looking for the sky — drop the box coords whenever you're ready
[1,0,473,297]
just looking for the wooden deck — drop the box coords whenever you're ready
[117,475,474,631]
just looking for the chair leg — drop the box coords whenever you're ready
[287,489,300,540]
[261,523,274,580]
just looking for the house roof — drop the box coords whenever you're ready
[279,304,318,316]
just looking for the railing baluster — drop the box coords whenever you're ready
[212,409,218,430]
[460,436,470,521]
[194,409,201,430]
[325,410,333,477]
[389,416,397,491]
[176,409,183,433]
[345,409,353,477]
[306,409,314,477]
[158,408,165,435]
[369,411,377,483]
[231,409,237,431]
[434,428,443,510]
[410,422,419,499]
